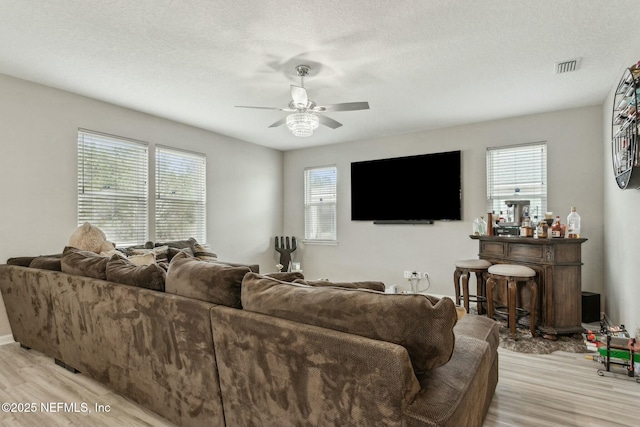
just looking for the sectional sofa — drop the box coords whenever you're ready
[0,243,499,427]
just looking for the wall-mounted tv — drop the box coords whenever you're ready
[351,150,461,223]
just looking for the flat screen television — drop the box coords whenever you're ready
[350,150,461,223]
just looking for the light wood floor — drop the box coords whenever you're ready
[0,343,175,427]
[484,348,640,427]
[0,342,638,426]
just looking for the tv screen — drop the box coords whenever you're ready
[351,150,461,222]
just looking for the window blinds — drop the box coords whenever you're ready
[486,142,547,220]
[155,146,206,243]
[77,129,149,246]
[304,166,337,241]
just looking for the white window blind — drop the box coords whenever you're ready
[155,146,206,243]
[304,165,337,242]
[486,142,547,220]
[77,129,149,246]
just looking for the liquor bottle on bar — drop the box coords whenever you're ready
[566,207,581,238]
[550,216,563,238]
[519,215,534,237]
[535,216,548,238]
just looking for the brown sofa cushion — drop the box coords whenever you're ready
[165,252,250,307]
[156,238,198,261]
[29,256,62,271]
[241,273,458,374]
[294,278,385,292]
[61,246,108,280]
[265,272,304,282]
[106,255,166,292]
[167,246,194,260]
[156,237,197,250]
[217,261,260,273]
[193,242,218,261]
[7,256,38,266]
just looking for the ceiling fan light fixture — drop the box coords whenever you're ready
[286,112,319,137]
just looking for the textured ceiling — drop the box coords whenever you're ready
[1,0,639,151]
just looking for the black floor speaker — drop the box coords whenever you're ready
[581,291,600,323]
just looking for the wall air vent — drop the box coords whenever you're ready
[555,58,581,74]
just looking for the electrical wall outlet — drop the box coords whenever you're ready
[404,271,421,279]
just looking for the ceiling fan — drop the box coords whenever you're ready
[235,65,370,137]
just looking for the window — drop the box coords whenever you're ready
[304,165,337,242]
[155,146,206,243]
[77,130,207,245]
[486,142,547,220]
[77,129,148,246]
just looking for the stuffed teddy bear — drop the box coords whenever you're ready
[68,222,116,253]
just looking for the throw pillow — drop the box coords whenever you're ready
[241,273,458,374]
[129,245,169,264]
[128,252,156,266]
[156,238,197,261]
[116,242,154,257]
[167,246,194,260]
[165,253,250,307]
[293,279,385,292]
[156,237,197,250]
[61,246,109,280]
[106,255,166,292]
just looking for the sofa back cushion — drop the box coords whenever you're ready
[241,273,458,374]
[165,252,250,307]
[29,256,62,271]
[106,255,166,292]
[7,256,37,267]
[61,246,108,280]
[293,279,385,292]
[156,238,197,260]
[264,272,304,282]
[193,242,218,261]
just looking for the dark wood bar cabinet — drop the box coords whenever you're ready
[470,235,587,338]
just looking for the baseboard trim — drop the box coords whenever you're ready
[0,334,15,346]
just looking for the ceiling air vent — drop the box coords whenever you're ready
[556,58,581,74]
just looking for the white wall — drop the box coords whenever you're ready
[1,70,619,338]
[284,106,604,302]
[0,73,283,336]
[603,75,640,335]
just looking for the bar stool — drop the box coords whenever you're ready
[453,259,492,314]
[486,264,538,338]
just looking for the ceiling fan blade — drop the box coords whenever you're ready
[235,105,291,111]
[290,85,308,107]
[314,101,370,112]
[268,117,287,128]
[318,114,343,129]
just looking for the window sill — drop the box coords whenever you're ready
[302,239,338,246]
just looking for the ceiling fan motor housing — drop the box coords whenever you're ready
[296,65,311,77]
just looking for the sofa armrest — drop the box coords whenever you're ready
[404,335,496,427]
[210,305,420,427]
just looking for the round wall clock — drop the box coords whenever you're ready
[611,63,640,189]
